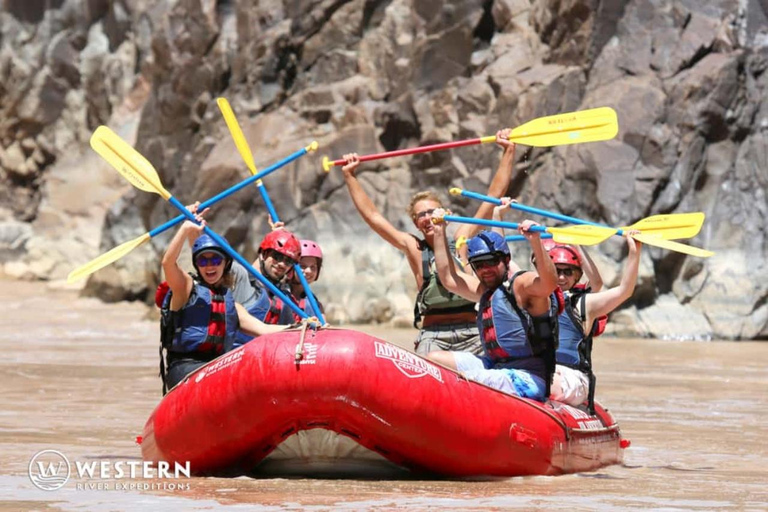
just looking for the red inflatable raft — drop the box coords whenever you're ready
[141,328,626,477]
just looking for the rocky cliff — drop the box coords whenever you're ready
[1,0,766,340]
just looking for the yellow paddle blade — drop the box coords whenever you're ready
[66,233,152,283]
[546,224,617,246]
[91,126,170,200]
[631,233,714,258]
[509,107,618,147]
[622,212,705,240]
[217,97,258,176]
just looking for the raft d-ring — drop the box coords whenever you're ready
[294,316,321,362]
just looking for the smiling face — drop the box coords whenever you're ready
[299,256,320,283]
[261,249,296,282]
[411,199,442,237]
[555,264,582,290]
[195,251,226,286]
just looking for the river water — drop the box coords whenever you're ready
[1,280,766,511]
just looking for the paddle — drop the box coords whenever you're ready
[67,139,317,284]
[439,214,714,257]
[322,107,618,171]
[87,125,311,320]
[217,97,325,324]
[451,188,705,240]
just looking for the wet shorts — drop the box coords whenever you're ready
[550,365,589,406]
[453,352,547,402]
[414,323,482,356]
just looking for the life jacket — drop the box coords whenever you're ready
[557,286,604,414]
[572,283,607,335]
[156,279,239,394]
[413,238,476,328]
[263,284,302,325]
[477,271,560,395]
[234,278,272,345]
[296,294,324,317]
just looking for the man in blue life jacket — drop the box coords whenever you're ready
[426,213,560,402]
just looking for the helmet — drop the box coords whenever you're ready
[300,240,323,260]
[548,244,582,268]
[191,234,232,272]
[541,238,558,252]
[259,230,301,262]
[298,239,323,279]
[467,231,510,263]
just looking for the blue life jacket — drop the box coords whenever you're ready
[556,289,592,371]
[477,271,559,390]
[165,282,240,354]
[235,283,272,345]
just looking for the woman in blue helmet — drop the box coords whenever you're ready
[160,209,286,390]
[426,212,560,402]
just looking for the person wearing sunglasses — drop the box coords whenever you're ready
[545,236,643,410]
[426,215,560,403]
[159,211,287,392]
[339,129,517,356]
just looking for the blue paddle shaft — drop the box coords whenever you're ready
[506,234,553,242]
[168,196,309,319]
[458,189,625,235]
[148,147,308,238]
[256,186,325,324]
[443,215,549,234]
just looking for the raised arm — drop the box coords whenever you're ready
[578,246,603,291]
[491,198,520,275]
[162,219,204,311]
[583,235,642,330]
[514,220,558,311]
[454,129,516,242]
[431,210,484,302]
[341,153,419,254]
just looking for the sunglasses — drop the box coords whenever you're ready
[196,254,224,267]
[414,208,436,220]
[471,256,502,270]
[556,266,577,277]
[267,250,297,266]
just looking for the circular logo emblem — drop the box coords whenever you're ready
[29,450,71,491]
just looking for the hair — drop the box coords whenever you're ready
[407,190,443,219]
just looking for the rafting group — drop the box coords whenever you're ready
[151,131,641,417]
[71,103,711,414]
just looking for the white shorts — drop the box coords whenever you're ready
[453,352,547,401]
[550,365,589,406]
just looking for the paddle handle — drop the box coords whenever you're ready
[506,234,553,242]
[443,214,549,234]
[148,146,309,238]
[323,136,496,171]
[453,188,617,231]
[168,196,309,320]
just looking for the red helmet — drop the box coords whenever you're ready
[548,244,582,268]
[259,230,301,262]
[541,238,558,252]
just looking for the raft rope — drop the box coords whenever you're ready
[294,316,320,362]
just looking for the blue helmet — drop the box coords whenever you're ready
[192,234,232,271]
[467,231,510,263]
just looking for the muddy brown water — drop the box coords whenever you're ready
[1,280,766,511]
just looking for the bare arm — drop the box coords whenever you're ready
[431,211,484,302]
[162,219,204,311]
[454,129,516,242]
[491,198,520,275]
[236,303,288,337]
[583,235,642,330]
[578,246,603,291]
[341,153,420,254]
[514,220,558,311]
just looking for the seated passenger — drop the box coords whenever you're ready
[160,213,285,391]
[426,219,560,402]
[290,239,325,316]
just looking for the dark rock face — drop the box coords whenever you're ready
[1,0,766,340]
